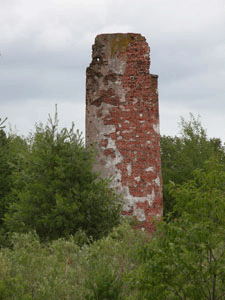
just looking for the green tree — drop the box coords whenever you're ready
[0,129,11,226]
[161,113,225,215]
[0,120,29,247]
[4,110,122,242]
[130,158,225,299]
[0,118,10,214]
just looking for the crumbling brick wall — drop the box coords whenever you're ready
[86,33,163,232]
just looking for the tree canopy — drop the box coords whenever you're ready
[131,158,225,299]
[161,113,225,215]
[1,110,122,244]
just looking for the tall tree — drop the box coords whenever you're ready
[161,113,225,215]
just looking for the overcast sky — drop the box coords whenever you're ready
[1,0,225,143]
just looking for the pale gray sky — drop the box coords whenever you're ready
[1,0,225,142]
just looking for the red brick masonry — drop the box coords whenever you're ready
[86,33,163,232]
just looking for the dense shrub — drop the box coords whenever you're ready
[161,113,225,215]
[0,127,29,247]
[0,220,149,299]
[4,110,122,242]
[130,158,225,299]
[0,129,11,226]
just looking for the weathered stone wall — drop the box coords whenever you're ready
[86,33,163,232]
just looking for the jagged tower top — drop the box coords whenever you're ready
[89,33,151,74]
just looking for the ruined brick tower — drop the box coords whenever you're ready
[86,33,163,232]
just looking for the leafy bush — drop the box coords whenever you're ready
[4,109,122,242]
[0,220,149,299]
[0,129,30,247]
[161,113,225,215]
[0,129,11,226]
[130,158,225,299]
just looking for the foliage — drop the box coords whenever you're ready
[161,113,225,215]
[0,129,12,247]
[0,220,149,299]
[3,109,122,243]
[0,129,11,223]
[2,111,225,298]
[130,158,225,299]
[0,127,29,247]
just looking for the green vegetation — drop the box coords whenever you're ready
[161,113,225,215]
[0,129,11,225]
[129,158,225,299]
[0,221,149,299]
[0,112,225,299]
[0,109,122,245]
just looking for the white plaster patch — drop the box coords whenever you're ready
[153,123,160,134]
[120,94,126,102]
[153,176,160,187]
[134,176,141,182]
[107,137,116,148]
[121,107,130,112]
[134,208,146,222]
[147,189,155,206]
[122,186,156,213]
[105,139,122,167]
[87,102,125,188]
[111,173,122,190]
[122,130,132,133]
[146,166,154,172]
[108,57,126,75]
[127,164,132,176]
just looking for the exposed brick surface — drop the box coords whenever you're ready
[86,33,163,233]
